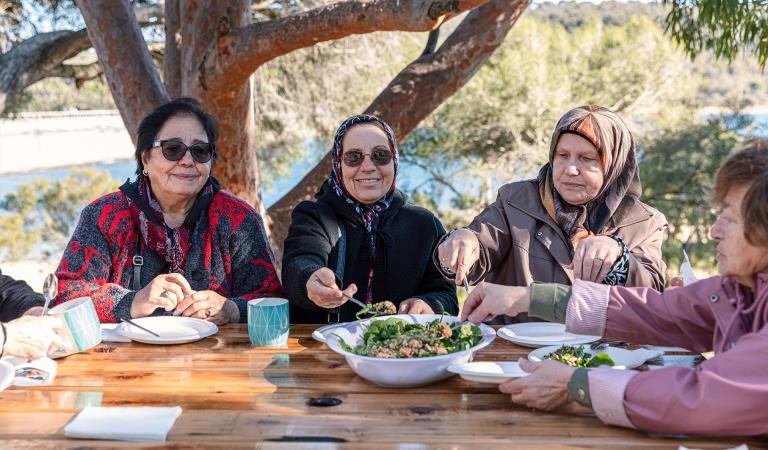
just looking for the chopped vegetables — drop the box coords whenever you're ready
[543,345,616,368]
[355,300,397,319]
[338,317,483,358]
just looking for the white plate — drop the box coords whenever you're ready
[0,360,13,392]
[116,316,218,345]
[447,361,529,384]
[528,345,664,369]
[312,323,347,343]
[498,322,600,348]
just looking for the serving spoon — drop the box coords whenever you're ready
[40,273,58,316]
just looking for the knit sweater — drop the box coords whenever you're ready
[54,188,283,322]
[282,182,458,323]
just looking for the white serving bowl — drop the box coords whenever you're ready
[325,314,496,388]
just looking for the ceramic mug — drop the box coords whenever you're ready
[47,296,102,357]
[247,298,289,347]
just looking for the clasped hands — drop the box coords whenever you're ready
[130,273,238,324]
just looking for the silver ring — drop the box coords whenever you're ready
[205,308,212,318]
[160,290,171,298]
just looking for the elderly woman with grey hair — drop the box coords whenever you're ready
[437,105,667,322]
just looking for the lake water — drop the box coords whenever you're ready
[2,113,766,208]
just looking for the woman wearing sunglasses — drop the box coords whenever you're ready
[282,115,457,323]
[53,98,283,323]
[437,105,668,323]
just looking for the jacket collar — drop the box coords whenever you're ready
[316,180,406,227]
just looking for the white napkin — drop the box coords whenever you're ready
[64,406,182,442]
[680,260,698,286]
[100,324,131,343]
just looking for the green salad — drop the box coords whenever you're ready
[543,345,615,368]
[338,317,483,358]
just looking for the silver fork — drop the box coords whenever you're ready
[590,339,630,350]
[313,277,367,309]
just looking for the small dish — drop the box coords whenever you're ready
[447,361,529,384]
[528,345,664,369]
[498,322,600,348]
[116,316,218,345]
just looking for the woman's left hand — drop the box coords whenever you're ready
[572,235,623,282]
[499,359,576,411]
[174,290,239,325]
[398,298,434,314]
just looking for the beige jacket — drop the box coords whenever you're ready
[466,180,668,291]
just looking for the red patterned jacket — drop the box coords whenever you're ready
[54,188,283,323]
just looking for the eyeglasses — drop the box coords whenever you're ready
[151,140,216,164]
[341,149,393,167]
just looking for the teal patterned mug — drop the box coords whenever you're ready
[247,298,289,347]
[47,296,102,357]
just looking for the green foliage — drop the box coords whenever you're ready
[2,78,115,116]
[401,15,697,218]
[664,0,768,69]
[0,168,119,260]
[639,114,750,274]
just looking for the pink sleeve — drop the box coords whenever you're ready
[622,327,768,436]
[565,279,718,352]
[587,368,638,429]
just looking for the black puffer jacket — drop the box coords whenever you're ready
[282,182,458,324]
[0,268,44,322]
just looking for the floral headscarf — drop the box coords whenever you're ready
[327,114,399,302]
[538,105,642,250]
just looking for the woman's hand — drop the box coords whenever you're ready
[398,298,434,314]
[2,315,65,360]
[460,282,530,323]
[306,267,357,309]
[499,359,576,411]
[572,236,623,282]
[131,273,193,318]
[436,228,480,286]
[174,290,237,324]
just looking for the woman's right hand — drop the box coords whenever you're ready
[2,315,65,360]
[460,282,531,323]
[436,228,480,285]
[131,273,193,318]
[306,267,357,309]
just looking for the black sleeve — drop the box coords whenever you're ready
[0,268,44,322]
[411,215,459,316]
[281,201,335,312]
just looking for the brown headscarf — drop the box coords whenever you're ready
[538,105,642,250]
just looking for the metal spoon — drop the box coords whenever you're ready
[41,273,58,316]
[15,367,49,382]
[313,276,367,309]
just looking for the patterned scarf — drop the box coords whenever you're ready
[122,175,218,275]
[327,114,399,302]
[538,105,642,250]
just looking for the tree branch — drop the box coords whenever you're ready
[44,62,102,87]
[75,0,169,142]
[266,0,531,249]
[201,0,489,92]
[0,29,90,113]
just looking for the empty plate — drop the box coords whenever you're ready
[498,322,600,348]
[116,316,218,345]
[312,323,348,343]
[447,361,529,384]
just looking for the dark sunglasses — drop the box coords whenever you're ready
[342,148,393,167]
[151,139,216,164]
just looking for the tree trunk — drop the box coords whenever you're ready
[75,0,168,141]
[266,0,531,254]
[163,0,182,99]
[179,0,264,213]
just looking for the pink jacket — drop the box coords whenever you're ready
[566,274,768,436]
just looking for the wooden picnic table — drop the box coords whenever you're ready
[0,324,764,449]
